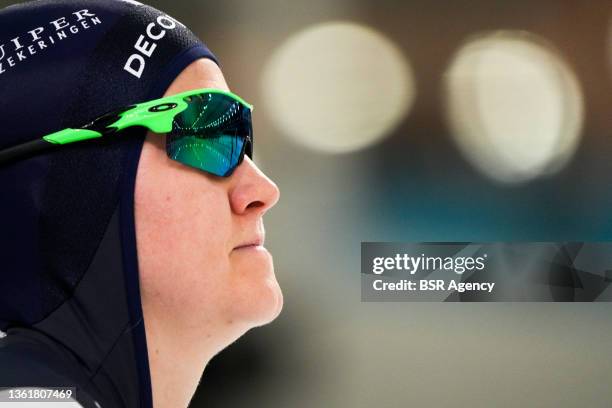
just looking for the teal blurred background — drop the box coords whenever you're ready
[3,0,612,406]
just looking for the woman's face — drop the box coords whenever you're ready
[135,59,282,343]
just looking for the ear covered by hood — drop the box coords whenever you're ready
[0,1,218,406]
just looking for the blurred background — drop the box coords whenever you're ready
[4,0,612,406]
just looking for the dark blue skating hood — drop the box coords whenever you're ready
[0,1,218,406]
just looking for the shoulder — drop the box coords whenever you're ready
[0,345,68,384]
[0,346,100,408]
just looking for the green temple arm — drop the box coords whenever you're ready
[43,128,103,144]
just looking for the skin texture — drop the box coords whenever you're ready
[134,58,282,408]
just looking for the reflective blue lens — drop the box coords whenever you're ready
[166,92,252,177]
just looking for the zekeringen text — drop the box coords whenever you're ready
[0,9,102,75]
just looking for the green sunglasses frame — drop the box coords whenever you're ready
[0,88,254,175]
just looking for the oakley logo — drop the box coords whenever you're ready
[0,9,102,76]
[123,15,184,79]
[149,103,178,112]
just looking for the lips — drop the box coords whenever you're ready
[233,236,264,250]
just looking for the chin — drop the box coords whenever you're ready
[256,277,284,325]
[228,268,283,329]
[229,249,283,326]
[245,275,284,327]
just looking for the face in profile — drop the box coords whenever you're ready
[134,58,282,347]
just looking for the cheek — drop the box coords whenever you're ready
[135,151,233,321]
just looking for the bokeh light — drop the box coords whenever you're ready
[444,31,584,183]
[261,21,415,154]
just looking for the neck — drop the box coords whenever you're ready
[143,311,217,408]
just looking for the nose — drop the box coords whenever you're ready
[228,156,280,215]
